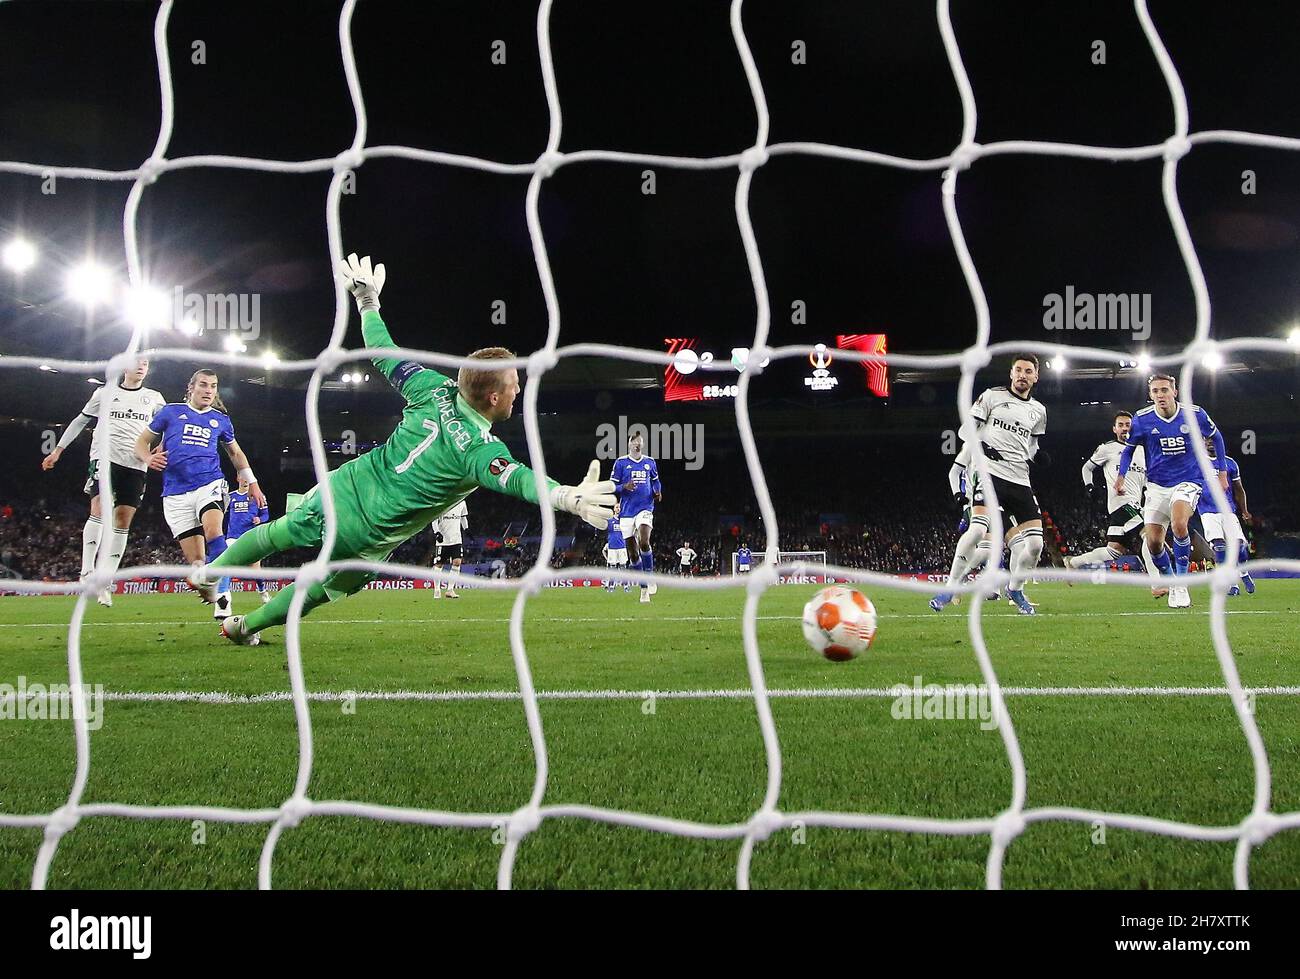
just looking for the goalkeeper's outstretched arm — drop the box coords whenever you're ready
[336,253,439,403]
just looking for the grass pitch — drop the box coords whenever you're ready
[1,578,1299,889]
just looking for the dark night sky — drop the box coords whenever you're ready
[2,0,1299,456]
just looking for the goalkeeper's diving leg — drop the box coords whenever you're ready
[189,507,375,645]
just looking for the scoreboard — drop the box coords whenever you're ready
[664,335,888,403]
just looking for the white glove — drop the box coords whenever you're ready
[337,252,386,313]
[549,460,617,530]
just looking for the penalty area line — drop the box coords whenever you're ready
[96,685,1300,705]
[2,609,1297,628]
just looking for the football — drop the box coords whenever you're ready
[801,586,878,661]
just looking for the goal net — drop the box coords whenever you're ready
[733,550,826,577]
[1,0,1296,891]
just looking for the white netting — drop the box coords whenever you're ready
[3,0,1300,889]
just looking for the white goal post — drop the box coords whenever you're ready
[732,549,826,576]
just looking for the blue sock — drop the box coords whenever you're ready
[643,552,653,575]
[206,536,231,594]
[1172,535,1191,576]
[1238,540,1250,565]
[1152,547,1174,576]
[1213,541,1228,566]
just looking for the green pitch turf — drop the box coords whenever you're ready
[1,579,1298,889]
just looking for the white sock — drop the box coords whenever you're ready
[1010,530,1043,591]
[1071,545,1119,568]
[104,527,130,580]
[448,565,460,589]
[970,539,993,573]
[947,517,989,587]
[81,517,102,578]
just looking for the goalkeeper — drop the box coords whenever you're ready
[192,253,615,645]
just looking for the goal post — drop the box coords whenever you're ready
[732,549,827,576]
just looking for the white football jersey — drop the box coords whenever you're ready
[969,387,1048,487]
[677,547,696,565]
[1087,440,1146,512]
[80,385,166,471]
[432,499,469,546]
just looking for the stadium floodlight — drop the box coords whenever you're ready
[38,364,57,372]
[1135,352,1152,373]
[122,285,171,330]
[1049,356,1067,372]
[261,349,280,369]
[1287,327,1300,348]
[2,238,37,273]
[222,335,247,353]
[1201,348,1224,370]
[87,377,103,385]
[65,261,114,308]
[341,372,353,383]
[177,316,200,336]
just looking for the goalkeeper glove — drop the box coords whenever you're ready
[550,460,617,530]
[337,252,386,313]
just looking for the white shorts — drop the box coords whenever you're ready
[606,547,628,566]
[619,510,653,537]
[737,564,751,574]
[163,478,228,538]
[1200,510,1244,543]
[1142,481,1202,527]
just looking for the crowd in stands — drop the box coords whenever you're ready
[4,439,1295,582]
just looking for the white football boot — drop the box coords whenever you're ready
[220,615,261,646]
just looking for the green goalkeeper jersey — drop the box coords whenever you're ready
[317,310,555,556]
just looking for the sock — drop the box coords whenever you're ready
[1141,539,1169,582]
[946,517,989,587]
[1072,545,1121,568]
[1212,540,1228,567]
[971,539,993,573]
[244,578,329,633]
[448,565,460,590]
[255,578,266,593]
[1010,529,1043,591]
[211,521,276,569]
[1172,534,1192,576]
[1150,544,1174,576]
[81,516,102,578]
[205,535,231,594]
[1237,540,1250,568]
[104,527,129,580]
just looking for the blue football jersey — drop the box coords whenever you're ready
[611,455,660,515]
[1197,456,1240,515]
[737,546,752,567]
[1122,403,1222,488]
[148,403,235,496]
[227,489,270,537]
[606,517,625,549]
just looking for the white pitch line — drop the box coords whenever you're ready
[79,685,1300,705]
[1,609,1295,628]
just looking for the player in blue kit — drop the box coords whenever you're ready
[1116,373,1227,609]
[134,368,266,620]
[610,432,661,604]
[1196,436,1255,597]
[227,478,273,605]
[736,544,752,575]
[602,509,630,593]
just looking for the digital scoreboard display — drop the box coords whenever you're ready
[664,335,888,402]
